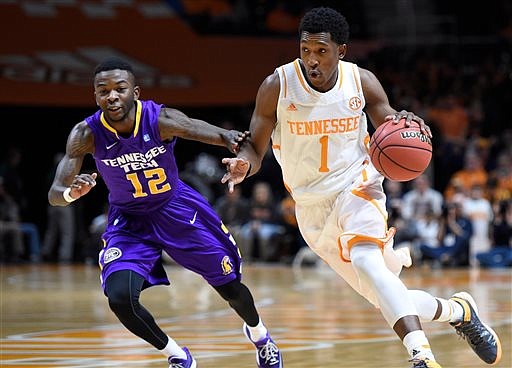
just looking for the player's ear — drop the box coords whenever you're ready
[133,85,140,100]
[338,44,347,59]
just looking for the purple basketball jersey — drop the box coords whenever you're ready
[86,100,179,213]
[85,100,242,291]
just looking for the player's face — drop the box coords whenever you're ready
[299,32,346,92]
[94,70,140,123]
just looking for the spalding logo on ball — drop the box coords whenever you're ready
[369,119,432,182]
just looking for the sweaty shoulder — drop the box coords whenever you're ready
[68,121,95,156]
[255,71,280,112]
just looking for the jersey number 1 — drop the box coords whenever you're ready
[319,135,329,172]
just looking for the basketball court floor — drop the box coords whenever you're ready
[1,262,510,367]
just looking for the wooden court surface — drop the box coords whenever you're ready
[1,262,510,368]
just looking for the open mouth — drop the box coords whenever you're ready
[309,70,321,79]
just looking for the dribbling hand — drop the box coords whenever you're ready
[386,110,432,138]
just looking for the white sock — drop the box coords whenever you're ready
[246,318,268,342]
[403,330,435,361]
[160,336,186,360]
[447,298,464,323]
[408,290,464,323]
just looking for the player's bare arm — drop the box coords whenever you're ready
[48,121,97,206]
[360,67,432,137]
[158,107,248,154]
[221,72,279,191]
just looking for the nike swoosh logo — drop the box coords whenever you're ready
[189,211,198,224]
[106,141,119,150]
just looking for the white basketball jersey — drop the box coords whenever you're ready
[273,59,371,204]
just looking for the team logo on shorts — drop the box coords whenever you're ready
[221,256,234,275]
[103,247,122,264]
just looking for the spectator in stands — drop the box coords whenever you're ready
[461,184,494,266]
[83,202,109,266]
[420,201,473,268]
[265,1,302,35]
[0,175,24,262]
[428,94,469,146]
[42,153,76,263]
[488,150,512,202]
[214,185,250,245]
[0,176,40,263]
[402,175,444,221]
[398,175,443,251]
[0,146,27,215]
[413,206,442,265]
[444,152,488,201]
[236,181,284,262]
[276,191,307,263]
[384,179,414,248]
[180,152,224,203]
[476,199,512,267]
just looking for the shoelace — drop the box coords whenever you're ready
[259,340,280,364]
[408,357,431,368]
[170,363,186,368]
[456,321,486,346]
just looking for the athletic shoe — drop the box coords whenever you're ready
[410,357,442,367]
[450,291,502,364]
[243,324,283,367]
[168,347,197,368]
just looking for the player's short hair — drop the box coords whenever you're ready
[299,7,349,45]
[94,57,134,76]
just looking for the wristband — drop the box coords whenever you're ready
[63,187,77,203]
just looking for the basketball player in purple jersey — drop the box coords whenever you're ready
[48,58,282,368]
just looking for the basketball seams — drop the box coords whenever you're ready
[369,120,432,181]
[371,121,408,147]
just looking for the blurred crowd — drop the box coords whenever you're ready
[1,1,511,268]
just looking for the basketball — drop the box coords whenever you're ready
[369,119,432,182]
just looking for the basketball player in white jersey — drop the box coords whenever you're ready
[222,6,501,368]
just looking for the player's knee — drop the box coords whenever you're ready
[107,287,137,314]
[351,244,384,279]
[214,279,243,302]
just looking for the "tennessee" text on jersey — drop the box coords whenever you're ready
[287,116,360,135]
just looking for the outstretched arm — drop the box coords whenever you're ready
[48,121,97,206]
[158,108,249,154]
[222,71,280,191]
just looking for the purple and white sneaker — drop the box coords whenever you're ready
[168,347,197,368]
[243,324,283,367]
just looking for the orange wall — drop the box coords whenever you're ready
[0,3,379,107]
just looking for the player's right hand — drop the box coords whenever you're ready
[221,157,250,192]
[69,172,98,199]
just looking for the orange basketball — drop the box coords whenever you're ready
[369,119,432,182]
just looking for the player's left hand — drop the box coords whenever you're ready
[386,110,432,138]
[223,130,251,154]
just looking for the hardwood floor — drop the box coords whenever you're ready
[1,263,510,367]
